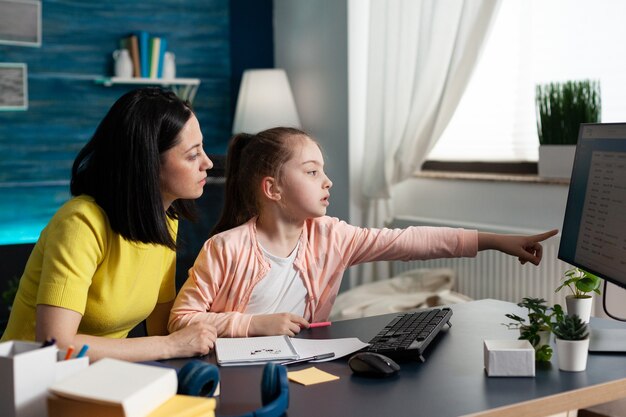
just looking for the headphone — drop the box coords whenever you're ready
[177,360,289,417]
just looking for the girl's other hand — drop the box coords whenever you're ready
[249,313,309,337]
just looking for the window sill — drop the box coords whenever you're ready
[415,170,570,185]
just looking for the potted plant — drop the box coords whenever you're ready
[535,79,601,178]
[555,267,601,323]
[503,297,561,362]
[552,313,590,372]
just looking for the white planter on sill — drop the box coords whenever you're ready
[565,295,593,323]
[538,145,576,179]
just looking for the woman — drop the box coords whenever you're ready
[2,88,217,361]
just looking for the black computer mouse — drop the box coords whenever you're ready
[348,352,400,377]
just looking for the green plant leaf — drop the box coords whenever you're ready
[553,314,589,340]
[535,80,601,145]
[555,267,602,297]
[575,275,601,293]
[536,344,553,362]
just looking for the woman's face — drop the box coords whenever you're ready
[159,114,213,209]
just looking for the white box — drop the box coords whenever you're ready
[55,350,89,382]
[0,341,57,417]
[484,339,535,377]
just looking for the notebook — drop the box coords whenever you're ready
[215,336,298,365]
[214,336,369,366]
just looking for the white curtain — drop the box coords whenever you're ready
[357,0,501,284]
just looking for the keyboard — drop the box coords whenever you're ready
[366,307,453,362]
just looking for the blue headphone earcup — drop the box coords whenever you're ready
[177,360,220,397]
[261,362,279,404]
[256,363,288,417]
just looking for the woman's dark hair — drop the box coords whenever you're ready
[71,87,196,249]
[210,127,309,236]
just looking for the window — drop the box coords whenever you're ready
[427,0,626,163]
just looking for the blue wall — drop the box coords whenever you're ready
[0,0,232,244]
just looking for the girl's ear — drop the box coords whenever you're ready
[261,176,281,201]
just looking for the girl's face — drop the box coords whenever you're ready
[159,114,212,209]
[276,137,333,220]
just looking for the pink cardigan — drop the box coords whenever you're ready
[168,216,477,337]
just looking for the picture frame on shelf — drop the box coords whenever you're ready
[0,0,41,47]
[0,63,28,111]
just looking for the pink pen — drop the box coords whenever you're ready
[309,321,332,328]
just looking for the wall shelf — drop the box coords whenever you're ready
[94,77,200,103]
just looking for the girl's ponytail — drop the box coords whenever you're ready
[210,133,253,236]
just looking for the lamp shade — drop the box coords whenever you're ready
[232,69,301,134]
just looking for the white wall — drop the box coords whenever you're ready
[392,178,569,233]
[273,0,350,223]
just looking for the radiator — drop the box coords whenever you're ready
[389,217,572,307]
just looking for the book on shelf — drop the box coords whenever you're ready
[48,358,177,417]
[115,32,171,80]
[149,37,161,79]
[128,34,141,78]
[157,38,167,78]
[138,31,150,78]
[48,394,215,417]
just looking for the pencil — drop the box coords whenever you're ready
[64,345,75,360]
[309,321,332,328]
[76,344,90,358]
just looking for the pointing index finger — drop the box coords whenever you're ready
[531,229,558,242]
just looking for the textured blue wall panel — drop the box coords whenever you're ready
[0,0,231,244]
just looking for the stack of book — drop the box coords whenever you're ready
[119,32,168,79]
[47,358,215,417]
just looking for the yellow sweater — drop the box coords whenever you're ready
[2,195,176,341]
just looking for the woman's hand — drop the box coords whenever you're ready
[248,313,309,337]
[35,304,217,361]
[478,229,558,265]
[166,321,217,358]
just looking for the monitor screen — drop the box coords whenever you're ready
[558,123,626,290]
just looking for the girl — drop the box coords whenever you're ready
[168,127,557,338]
[2,88,217,361]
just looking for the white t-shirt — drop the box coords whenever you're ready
[245,242,307,317]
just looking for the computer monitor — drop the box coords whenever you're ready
[558,122,626,352]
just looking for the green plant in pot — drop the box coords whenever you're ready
[555,267,601,323]
[536,79,601,145]
[503,297,561,361]
[552,313,590,372]
[535,79,601,178]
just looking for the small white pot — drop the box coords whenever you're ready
[538,145,577,179]
[556,338,590,372]
[566,295,593,323]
